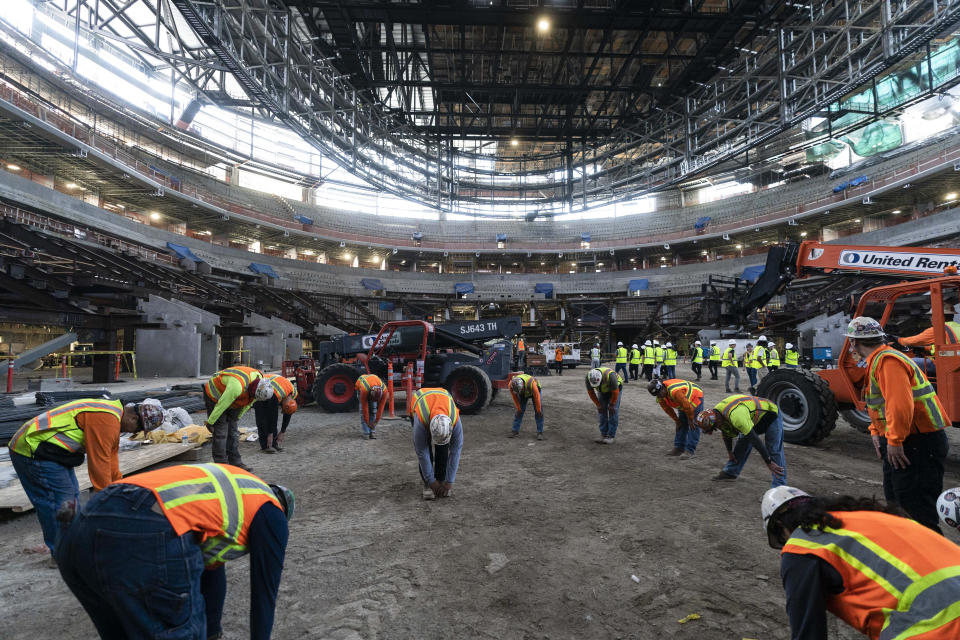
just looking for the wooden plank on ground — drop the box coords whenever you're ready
[0,443,201,512]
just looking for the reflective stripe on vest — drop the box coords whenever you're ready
[205,367,259,402]
[785,350,799,366]
[152,463,277,567]
[693,347,703,364]
[666,380,701,405]
[629,349,641,365]
[357,374,382,393]
[664,349,677,365]
[514,374,540,398]
[718,395,775,424]
[748,346,765,368]
[710,346,721,361]
[654,347,664,363]
[9,399,124,457]
[768,349,781,366]
[412,388,459,426]
[616,347,627,363]
[589,367,621,394]
[787,525,960,639]
[642,346,654,364]
[722,348,737,367]
[946,321,960,345]
[266,375,297,401]
[590,348,601,358]
[866,349,947,430]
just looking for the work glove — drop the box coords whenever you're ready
[515,411,523,420]
[437,482,453,497]
[203,421,214,433]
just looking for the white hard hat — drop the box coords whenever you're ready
[728,340,736,345]
[253,379,273,402]
[761,486,810,548]
[617,341,623,346]
[632,343,638,349]
[654,340,660,345]
[587,368,603,388]
[785,343,793,350]
[694,341,701,345]
[758,335,768,342]
[644,340,652,346]
[429,414,453,445]
[937,487,960,533]
[846,316,885,339]
[510,376,525,395]
[665,342,672,348]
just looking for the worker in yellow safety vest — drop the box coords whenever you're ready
[628,343,642,381]
[203,366,272,470]
[691,341,704,381]
[642,340,655,381]
[663,342,677,379]
[708,342,722,380]
[614,341,629,384]
[746,337,767,392]
[767,343,781,371]
[696,394,786,487]
[654,340,664,378]
[896,302,960,376]
[784,343,799,368]
[721,340,741,393]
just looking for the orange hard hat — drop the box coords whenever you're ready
[281,396,298,415]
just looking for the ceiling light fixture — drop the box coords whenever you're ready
[149,212,161,221]
[800,231,808,237]
[536,17,550,32]
[510,138,519,147]
[6,164,21,171]
[946,192,958,200]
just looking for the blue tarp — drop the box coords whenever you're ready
[361,278,384,291]
[454,282,475,294]
[694,216,712,230]
[412,231,423,240]
[833,175,868,193]
[378,301,396,311]
[496,233,507,242]
[627,279,649,292]
[249,263,280,279]
[580,232,591,242]
[740,265,766,282]
[166,242,204,263]
[534,283,554,299]
[294,214,314,225]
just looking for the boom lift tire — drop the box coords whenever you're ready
[840,408,872,434]
[755,368,838,445]
[314,363,361,413]
[445,365,492,415]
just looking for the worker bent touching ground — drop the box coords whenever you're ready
[586,367,622,444]
[255,373,298,453]
[649,378,702,459]
[56,463,293,640]
[410,388,463,500]
[8,398,164,558]
[762,486,960,640]
[846,316,950,533]
[696,394,786,487]
[355,373,385,439]
[508,373,544,440]
[204,366,272,470]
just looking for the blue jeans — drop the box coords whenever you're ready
[614,363,628,382]
[747,368,759,387]
[591,358,601,369]
[663,365,676,379]
[673,401,703,453]
[512,396,544,433]
[10,452,79,553]
[56,484,206,639]
[722,413,787,488]
[597,390,622,438]
[359,394,378,434]
[784,364,797,369]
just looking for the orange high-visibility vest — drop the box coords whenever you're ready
[263,374,297,401]
[782,510,960,639]
[355,374,383,394]
[410,387,459,426]
[120,463,281,568]
[662,379,703,409]
[204,366,262,408]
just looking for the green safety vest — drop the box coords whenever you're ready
[664,348,677,366]
[615,347,628,364]
[629,349,642,365]
[721,347,738,368]
[654,346,664,363]
[709,345,722,361]
[9,399,124,458]
[866,348,947,430]
[692,347,704,364]
[768,348,781,367]
[748,345,766,369]
[512,373,541,398]
[642,346,655,364]
[784,350,799,366]
[587,367,622,394]
[590,347,601,359]
[715,394,778,438]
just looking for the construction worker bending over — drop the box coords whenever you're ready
[763,486,960,640]
[614,341,628,383]
[586,367,623,445]
[628,343,641,381]
[722,340,741,393]
[641,340,655,380]
[653,340,664,378]
[204,366,272,471]
[696,394,786,487]
[56,463,293,640]
[896,302,959,376]
[783,343,799,369]
[690,341,704,381]
[554,345,565,376]
[662,342,677,379]
[410,388,463,500]
[708,342,721,380]
[355,373,384,439]
[9,398,164,559]
[508,374,544,440]
[255,373,298,453]
[846,316,949,532]
[590,343,601,369]
[649,378,702,459]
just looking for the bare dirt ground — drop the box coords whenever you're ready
[3,369,960,639]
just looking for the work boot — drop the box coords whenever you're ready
[601,437,615,444]
[233,462,253,472]
[712,471,737,481]
[665,448,683,457]
[594,436,607,444]
[422,487,436,500]
[536,432,545,441]
[261,446,276,454]
[725,388,731,393]
[508,431,520,438]
[273,444,283,452]
[680,452,696,460]
[369,432,376,439]
[734,388,741,392]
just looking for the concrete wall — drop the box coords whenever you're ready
[135,328,201,378]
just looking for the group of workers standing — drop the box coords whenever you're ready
[613,339,678,383]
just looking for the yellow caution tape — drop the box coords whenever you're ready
[677,613,701,624]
